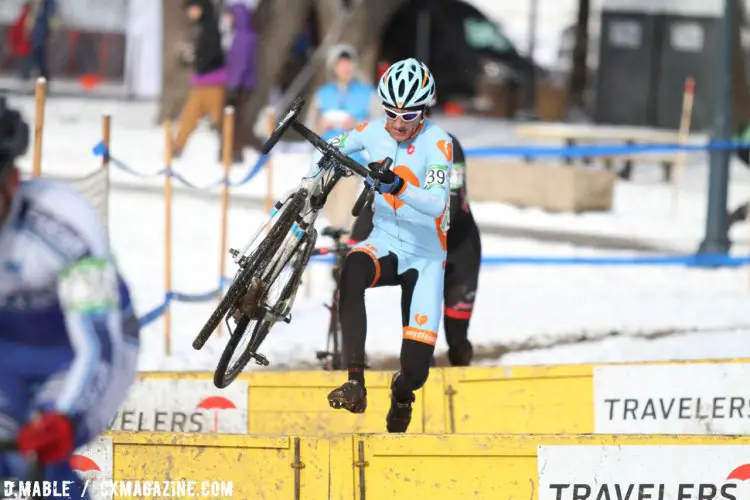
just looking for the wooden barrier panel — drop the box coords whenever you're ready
[128,357,750,437]
[329,434,750,500]
[109,433,329,499]
[129,371,443,436]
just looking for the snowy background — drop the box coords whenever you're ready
[7,94,750,371]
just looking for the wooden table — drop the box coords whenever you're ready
[514,123,708,181]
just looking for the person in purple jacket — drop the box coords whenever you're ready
[174,0,227,159]
[222,3,258,162]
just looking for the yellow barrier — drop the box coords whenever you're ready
[131,357,750,436]
[330,433,750,499]
[437,357,750,435]
[99,432,750,499]
[110,432,329,499]
[133,371,444,435]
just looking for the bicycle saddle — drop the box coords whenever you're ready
[322,226,349,240]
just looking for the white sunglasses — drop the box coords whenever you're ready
[383,107,423,122]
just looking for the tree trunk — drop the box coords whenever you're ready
[312,0,407,88]
[236,0,313,141]
[339,0,407,80]
[568,0,590,109]
[157,0,192,124]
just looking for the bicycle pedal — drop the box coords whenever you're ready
[251,352,270,366]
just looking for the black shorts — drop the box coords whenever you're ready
[350,205,481,318]
[444,220,481,320]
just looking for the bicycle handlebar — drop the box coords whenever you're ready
[261,96,389,182]
[262,97,392,220]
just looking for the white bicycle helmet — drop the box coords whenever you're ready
[378,58,436,110]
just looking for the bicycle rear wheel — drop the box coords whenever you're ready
[214,229,318,388]
[193,189,307,351]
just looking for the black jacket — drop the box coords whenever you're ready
[184,0,225,75]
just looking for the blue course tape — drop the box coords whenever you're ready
[463,140,750,158]
[92,142,269,188]
[136,253,750,327]
[94,139,750,191]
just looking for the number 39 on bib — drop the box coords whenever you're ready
[425,165,449,189]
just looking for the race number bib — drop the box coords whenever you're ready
[425,165,448,189]
[450,162,465,190]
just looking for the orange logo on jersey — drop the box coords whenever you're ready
[437,140,453,162]
[355,122,368,132]
[383,165,419,210]
[415,314,428,326]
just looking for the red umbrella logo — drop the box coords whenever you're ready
[197,396,236,433]
[70,454,102,483]
[69,455,100,473]
[727,464,750,481]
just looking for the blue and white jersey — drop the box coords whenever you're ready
[0,179,139,447]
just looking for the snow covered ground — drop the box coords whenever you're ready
[6,94,750,370]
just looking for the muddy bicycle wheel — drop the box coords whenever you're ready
[193,189,307,352]
[214,229,317,388]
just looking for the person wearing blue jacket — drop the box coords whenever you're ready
[306,44,381,229]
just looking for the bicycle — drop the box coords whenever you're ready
[0,439,42,500]
[192,96,392,389]
[312,226,351,371]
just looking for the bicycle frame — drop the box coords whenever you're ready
[232,96,388,274]
[314,239,349,370]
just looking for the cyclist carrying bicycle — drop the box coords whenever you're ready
[311,58,453,433]
[350,100,480,367]
[0,98,140,498]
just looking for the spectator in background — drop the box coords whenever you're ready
[174,0,226,160]
[222,3,258,163]
[8,2,33,80]
[306,44,381,229]
[29,0,56,81]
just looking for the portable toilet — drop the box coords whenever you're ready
[595,0,723,130]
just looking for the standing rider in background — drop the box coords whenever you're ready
[349,99,481,367]
[0,97,140,499]
[309,58,453,433]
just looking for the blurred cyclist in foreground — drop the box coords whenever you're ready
[0,97,140,498]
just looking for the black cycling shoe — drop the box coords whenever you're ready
[386,372,415,433]
[327,380,367,413]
